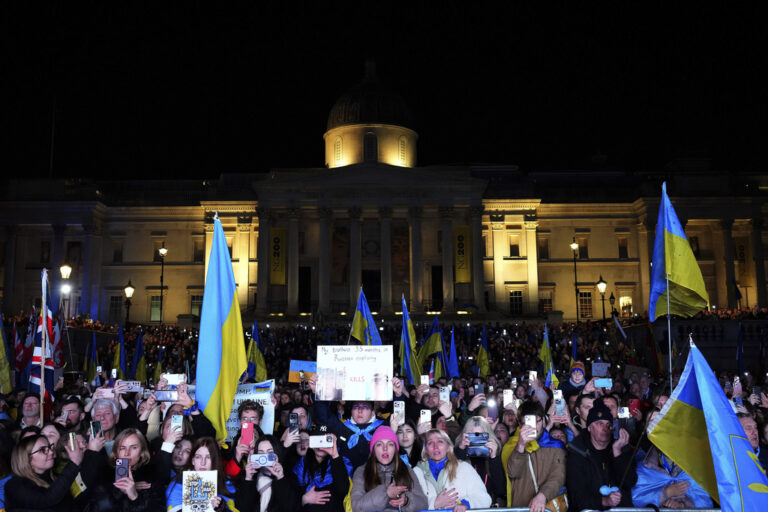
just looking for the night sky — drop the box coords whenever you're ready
[5,2,766,180]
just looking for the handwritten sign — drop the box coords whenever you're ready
[182,471,217,512]
[315,345,392,401]
[225,380,275,441]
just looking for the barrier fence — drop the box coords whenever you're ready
[418,509,721,512]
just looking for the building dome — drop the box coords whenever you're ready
[327,62,415,131]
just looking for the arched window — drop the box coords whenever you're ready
[364,132,378,162]
[334,137,342,163]
[399,136,407,164]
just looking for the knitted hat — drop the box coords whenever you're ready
[571,361,585,375]
[586,400,613,427]
[369,425,399,453]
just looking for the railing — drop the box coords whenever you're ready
[417,509,720,512]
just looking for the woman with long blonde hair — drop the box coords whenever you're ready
[413,429,491,511]
[454,416,506,506]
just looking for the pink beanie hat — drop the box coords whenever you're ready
[369,425,399,453]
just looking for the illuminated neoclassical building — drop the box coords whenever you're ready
[2,67,767,324]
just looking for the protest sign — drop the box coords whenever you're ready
[182,470,217,512]
[288,360,316,386]
[591,362,610,377]
[315,345,392,401]
[225,379,274,441]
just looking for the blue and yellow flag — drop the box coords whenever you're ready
[111,325,126,379]
[399,296,420,385]
[153,345,163,384]
[649,182,708,321]
[247,320,267,382]
[447,327,460,378]
[648,341,768,510]
[418,316,442,368]
[477,326,490,377]
[539,324,559,389]
[350,287,382,345]
[85,333,98,384]
[131,330,147,383]
[197,216,248,441]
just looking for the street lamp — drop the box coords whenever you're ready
[609,292,616,315]
[158,243,168,324]
[124,280,135,326]
[570,237,579,322]
[596,275,607,321]
[60,264,72,319]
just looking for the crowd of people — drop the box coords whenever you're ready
[1,313,767,512]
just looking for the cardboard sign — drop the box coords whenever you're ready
[225,380,275,441]
[315,345,393,401]
[288,360,317,383]
[592,362,611,377]
[182,471,217,512]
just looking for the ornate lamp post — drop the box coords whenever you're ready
[609,292,616,316]
[570,237,579,322]
[596,275,607,321]
[60,264,72,319]
[158,243,168,323]
[124,280,135,326]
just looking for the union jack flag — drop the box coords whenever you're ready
[14,313,36,372]
[29,270,55,417]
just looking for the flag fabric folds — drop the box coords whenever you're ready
[648,341,768,511]
[51,316,65,369]
[132,330,147,383]
[613,314,627,340]
[350,288,382,345]
[418,316,443,368]
[30,270,55,417]
[196,216,248,441]
[649,182,708,321]
[153,346,164,384]
[569,332,578,370]
[0,316,12,393]
[447,327,460,378]
[477,326,490,378]
[539,325,559,389]
[85,333,99,385]
[112,325,126,379]
[247,320,267,382]
[399,296,419,386]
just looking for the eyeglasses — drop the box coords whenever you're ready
[31,444,55,456]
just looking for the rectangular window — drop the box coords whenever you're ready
[113,241,123,263]
[509,290,523,315]
[617,237,628,259]
[537,238,549,260]
[577,237,589,259]
[40,241,51,264]
[150,296,162,322]
[620,295,633,317]
[579,291,593,318]
[539,290,553,313]
[108,296,123,324]
[190,295,203,317]
[193,240,205,263]
[508,235,520,257]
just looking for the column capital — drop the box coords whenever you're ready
[489,213,505,230]
[379,206,392,219]
[348,206,362,220]
[408,206,423,219]
[237,214,253,225]
[524,220,539,230]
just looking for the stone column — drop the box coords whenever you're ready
[318,208,332,315]
[80,224,93,317]
[409,206,423,311]
[525,216,539,315]
[2,226,18,314]
[255,207,270,314]
[470,206,485,312]
[440,207,455,312]
[636,216,653,312]
[287,209,300,315]
[51,225,66,310]
[491,214,506,312]
[721,219,737,308]
[237,215,251,309]
[380,207,393,314]
[752,218,767,308]
[204,214,214,279]
[348,206,362,310]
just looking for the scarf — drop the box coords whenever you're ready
[293,455,354,491]
[428,457,447,481]
[257,473,272,512]
[343,418,383,448]
[525,429,565,453]
[400,454,411,467]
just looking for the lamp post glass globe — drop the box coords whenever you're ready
[596,275,607,320]
[124,280,135,298]
[61,283,71,295]
[60,264,72,280]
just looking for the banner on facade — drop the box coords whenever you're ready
[391,225,410,283]
[454,225,471,283]
[331,226,349,285]
[270,228,286,285]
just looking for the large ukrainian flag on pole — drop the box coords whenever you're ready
[197,215,247,441]
[539,325,559,389]
[648,340,768,510]
[399,296,419,385]
[477,326,490,378]
[649,182,708,320]
[417,316,442,368]
[350,287,382,345]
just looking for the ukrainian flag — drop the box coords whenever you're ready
[85,333,98,384]
[0,315,12,393]
[477,326,490,377]
[417,316,442,368]
[197,216,248,441]
[648,341,768,510]
[350,287,382,345]
[153,345,163,384]
[131,330,147,383]
[649,182,708,321]
[247,320,267,382]
[111,325,126,379]
[399,296,420,385]
[539,324,559,389]
[446,327,460,378]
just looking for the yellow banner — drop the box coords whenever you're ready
[454,225,471,283]
[270,227,286,285]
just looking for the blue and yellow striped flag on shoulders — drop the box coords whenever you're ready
[649,182,708,321]
[197,216,248,441]
[350,287,381,345]
[648,340,768,511]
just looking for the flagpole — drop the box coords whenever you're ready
[666,273,673,386]
[40,270,48,426]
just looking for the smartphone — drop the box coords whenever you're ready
[725,381,732,389]
[486,399,498,421]
[753,387,762,405]
[115,458,130,480]
[165,374,185,386]
[467,432,490,457]
[473,383,485,396]
[96,365,103,374]
[60,409,69,422]
[393,401,405,425]
[439,386,450,403]
[524,415,537,438]
[554,390,565,416]
[528,371,537,382]
[289,413,299,432]
[503,389,514,408]
[249,453,276,466]
[595,378,613,388]
[309,434,334,448]
[121,380,143,393]
[240,422,254,446]
[171,414,184,431]
[420,375,430,386]
[111,369,118,379]
[619,407,630,419]
[68,432,77,451]
[511,377,518,388]
[488,385,494,393]
[90,421,102,439]
[154,390,179,402]
[142,388,151,400]
[419,409,431,425]
[514,398,523,410]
